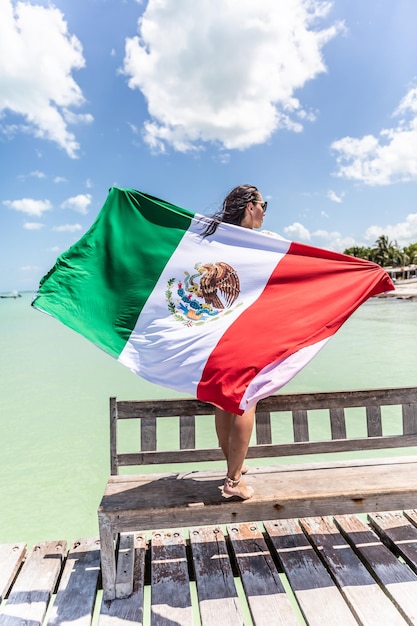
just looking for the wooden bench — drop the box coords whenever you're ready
[98,386,417,600]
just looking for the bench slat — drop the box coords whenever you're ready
[292,410,309,442]
[264,518,357,626]
[116,432,417,468]
[255,412,272,445]
[402,403,417,434]
[329,407,346,439]
[179,415,196,450]
[189,526,244,626]
[151,529,193,626]
[141,417,156,451]
[301,516,408,625]
[114,387,417,418]
[366,405,382,437]
[227,522,299,626]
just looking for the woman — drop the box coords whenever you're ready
[203,185,268,500]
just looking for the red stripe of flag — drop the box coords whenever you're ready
[197,242,394,413]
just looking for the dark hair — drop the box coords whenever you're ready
[202,184,260,237]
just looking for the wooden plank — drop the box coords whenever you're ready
[335,514,417,624]
[0,540,66,626]
[189,525,244,626]
[115,387,417,418]
[115,533,135,599]
[369,511,417,573]
[99,533,147,626]
[116,433,417,468]
[227,522,299,626]
[264,518,357,626]
[0,543,26,602]
[110,396,118,475]
[179,415,195,450]
[301,516,407,625]
[366,405,382,437]
[402,403,417,435]
[141,417,156,451]
[329,407,346,439]
[99,458,417,533]
[150,529,193,626]
[293,410,309,442]
[46,538,100,626]
[255,411,272,445]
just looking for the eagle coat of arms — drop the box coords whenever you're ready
[166,262,241,325]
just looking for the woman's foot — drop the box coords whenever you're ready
[223,474,254,500]
[242,465,249,475]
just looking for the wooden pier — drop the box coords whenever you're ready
[3,509,417,624]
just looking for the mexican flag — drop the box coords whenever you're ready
[32,187,394,414]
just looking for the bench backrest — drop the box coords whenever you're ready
[110,387,417,475]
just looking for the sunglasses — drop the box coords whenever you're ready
[253,200,268,213]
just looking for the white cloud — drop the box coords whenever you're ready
[24,222,44,230]
[364,213,417,247]
[54,176,67,183]
[327,190,344,203]
[21,265,39,271]
[284,222,311,241]
[17,170,46,181]
[3,197,52,217]
[312,229,355,251]
[0,0,91,157]
[61,193,91,214]
[122,0,342,152]
[332,86,417,185]
[53,223,82,232]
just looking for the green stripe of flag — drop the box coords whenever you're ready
[32,187,194,357]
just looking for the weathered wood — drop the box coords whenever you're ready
[329,407,346,439]
[227,522,299,626]
[46,538,101,626]
[0,543,26,602]
[366,405,382,437]
[255,411,272,444]
[116,433,417,468]
[114,387,417,418]
[292,409,309,442]
[369,511,417,574]
[141,417,156,451]
[189,526,244,626]
[179,415,195,450]
[99,457,417,533]
[99,533,146,625]
[151,529,193,626]
[335,514,417,624]
[115,533,135,599]
[301,516,408,625]
[264,518,357,625]
[0,540,66,626]
[110,396,118,475]
[101,386,417,600]
[402,403,417,435]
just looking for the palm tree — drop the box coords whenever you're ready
[371,235,398,267]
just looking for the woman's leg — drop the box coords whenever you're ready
[215,406,255,499]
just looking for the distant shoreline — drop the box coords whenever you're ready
[378,278,417,301]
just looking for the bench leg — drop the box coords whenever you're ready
[98,515,116,601]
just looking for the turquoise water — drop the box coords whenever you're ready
[1,293,417,546]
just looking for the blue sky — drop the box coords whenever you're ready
[2,0,417,292]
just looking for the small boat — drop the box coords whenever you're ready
[0,290,22,299]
